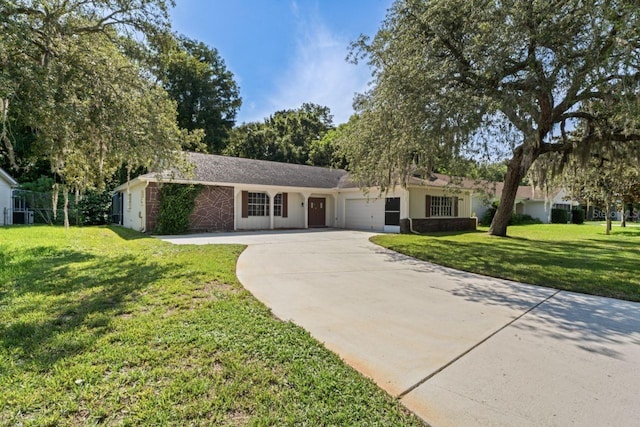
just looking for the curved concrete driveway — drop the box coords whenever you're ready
[161,229,640,426]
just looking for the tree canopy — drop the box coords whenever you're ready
[150,32,242,153]
[224,103,336,166]
[343,0,640,236]
[0,0,202,226]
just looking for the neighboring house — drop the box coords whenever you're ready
[469,181,580,223]
[114,152,477,234]
[0,166,18,226]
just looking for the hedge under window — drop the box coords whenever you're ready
[248,192,269,216]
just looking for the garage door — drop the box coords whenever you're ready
[345,199,384,231]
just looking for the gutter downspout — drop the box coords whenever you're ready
[407,217,421,235]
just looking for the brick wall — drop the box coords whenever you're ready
[400,217,477,233]
[189,186,234,232]
[146,183,234,233]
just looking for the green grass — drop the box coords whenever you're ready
[0,226,422,426]
[372,223,640,302]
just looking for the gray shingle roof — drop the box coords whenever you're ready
[144,152,350,189]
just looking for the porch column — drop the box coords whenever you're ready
[267,190,279,230]
[302,192,311,229]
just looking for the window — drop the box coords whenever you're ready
[274,194,282,216]
[553,203,571,211]
[385,197,400,226]
[248,192,269,216]
[430,196,453,217]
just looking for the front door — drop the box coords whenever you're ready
[308,197,326,227]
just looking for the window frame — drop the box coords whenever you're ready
[274,193,282,217]
[430,196,453,217]
[247,192,269,217]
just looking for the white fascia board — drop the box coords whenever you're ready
[0,167,18,186]
[114,177,145,193]
[129,176,341,195]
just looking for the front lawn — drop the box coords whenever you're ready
[372,223,640,302]
[0,226,422,426]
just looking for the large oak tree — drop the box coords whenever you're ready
[343,0,640,236]
[1,0,198,226]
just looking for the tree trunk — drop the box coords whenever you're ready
[63,186,70,230]
[52,183,59,221]
[605,201,611,235]
[489,147,530,236]
[621,205,626,228]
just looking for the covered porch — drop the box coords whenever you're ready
[234,187,337,230]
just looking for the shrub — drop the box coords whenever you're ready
[551,208,569,224]
[571,209,585,224]
[78,190,112,225]
[480,201,500,226]
[480,208,543,226]
[154,184,203,234]
[510,214,542,225]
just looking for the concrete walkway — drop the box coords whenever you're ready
[160,229,640,426]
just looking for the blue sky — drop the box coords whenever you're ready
[170,0,393,125]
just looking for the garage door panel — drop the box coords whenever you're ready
[346,199,384,231]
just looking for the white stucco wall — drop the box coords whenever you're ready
[471,194,492,221]
[121,182,146,231]
[408,187,472,218]
[235,190,328,230]
[0,177,12,225]
[523,201,550,223]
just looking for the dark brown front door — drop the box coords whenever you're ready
[308,197,326,227]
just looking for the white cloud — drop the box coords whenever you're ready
[258,7,372,125]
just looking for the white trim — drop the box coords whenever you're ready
[0,167,17,186]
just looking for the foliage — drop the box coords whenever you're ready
[225,103,335,165]
[1,0,200,227]
[551,209,569,224]
[149,32,242,153]
[0,226,421,425]
[545,140,640,233]
[372,224,640,302]
[510,214,542,226]
[344,0,640,237]
[78,190,112,225]
[154,184,203,234]
[480,203,498,226]
[480,205,541,227]
[572,209,585,225]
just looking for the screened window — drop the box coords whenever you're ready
[274,194,282,216]
[385,197,400,226]
[248,192,269,216]
[430,196,453,217]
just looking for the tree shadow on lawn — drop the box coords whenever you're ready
[0,244,181,372]
[389,236,637,298]
[107,224,153,241]
[374,240,640,358]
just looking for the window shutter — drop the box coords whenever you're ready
[282,193,288,218]
[241,191,248,218]
[453,196,459,217]
[425,195,431,217]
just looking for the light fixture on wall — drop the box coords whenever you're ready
[301,202,304,207]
